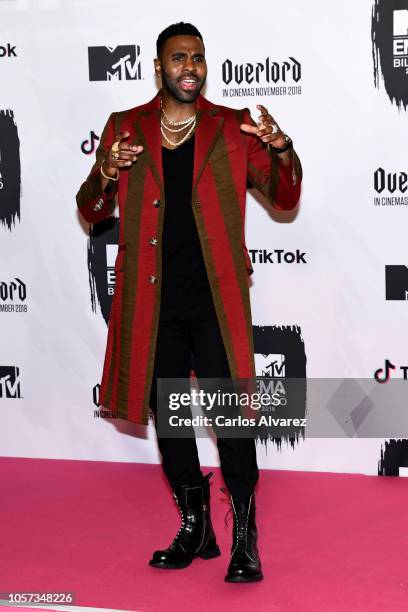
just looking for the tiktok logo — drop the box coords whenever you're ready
[374,359,408,383]
[374,359,396,383]
[81,131,100,155]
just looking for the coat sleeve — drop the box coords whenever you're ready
[243,108,302,211]
[76,113,119,223]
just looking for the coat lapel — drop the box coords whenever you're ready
[193,97,224,190]
[134,95,163,191]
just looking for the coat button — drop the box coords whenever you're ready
[148,275,157,284]
[149,237,158,246]
[193,201,201,208]
[153,199,161,208]
[92,197,104,211]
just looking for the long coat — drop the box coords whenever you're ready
[77,92,302,425]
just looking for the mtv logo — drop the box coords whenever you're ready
[385,265,408,300]
[88,45,142,81]
[106,243,119,268]
[0,366,21,398]
[254,353,286,377]
[393,9,408,37]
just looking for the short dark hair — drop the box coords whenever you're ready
[156,22,204,57]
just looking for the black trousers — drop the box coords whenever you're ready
[149,311,259,499]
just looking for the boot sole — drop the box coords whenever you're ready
[224,572,264,583]
[149,545,221,569]
[149,559,192,569]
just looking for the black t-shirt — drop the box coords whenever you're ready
[160,135,216,321]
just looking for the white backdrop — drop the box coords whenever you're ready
[1,0,406,475]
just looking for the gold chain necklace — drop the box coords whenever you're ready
[160,96,197,147]
[161,97,196,126]
[160,117,196,147]
[161,116,195,133]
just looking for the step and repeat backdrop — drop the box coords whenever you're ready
[1,0,407,476]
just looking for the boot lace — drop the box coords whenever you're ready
[220,487,248,553]
[220,486,233,527]
[172,493,195,546]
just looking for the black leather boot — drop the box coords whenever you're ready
[149,472,221,569]
[224,492,263,582]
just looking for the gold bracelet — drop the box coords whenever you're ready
[100,161,119,181]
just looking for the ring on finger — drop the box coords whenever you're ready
[271,123,279,134]
[111,151,120,160]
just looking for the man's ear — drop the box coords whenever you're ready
[154,58,161,78]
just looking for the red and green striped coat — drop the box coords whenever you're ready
[76,92,302,425]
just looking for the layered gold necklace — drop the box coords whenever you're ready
[160,98,196,148]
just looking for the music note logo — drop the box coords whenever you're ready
[374,359,396,384]
[81,131,100,155]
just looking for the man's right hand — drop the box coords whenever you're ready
[102,131,144,179]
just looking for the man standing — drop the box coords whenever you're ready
[77,22,302,582]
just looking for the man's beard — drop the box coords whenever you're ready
[161,68,206,103]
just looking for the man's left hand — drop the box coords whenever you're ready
[240,104,287,149]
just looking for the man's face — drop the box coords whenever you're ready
[155,35,207,103]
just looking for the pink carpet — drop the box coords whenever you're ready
[0,457,407,611]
